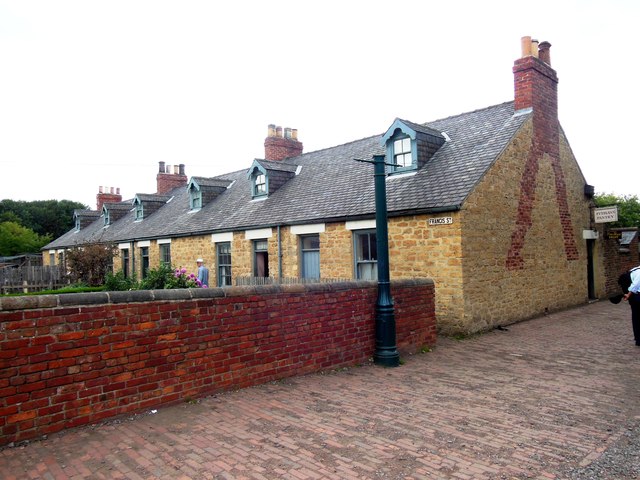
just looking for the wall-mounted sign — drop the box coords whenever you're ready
[606,231,622,240]
[428,217,453,226]
[594,206,618,223]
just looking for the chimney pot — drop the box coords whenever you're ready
[159,161,166,173]
[291,128,298,141]
[538,41,552,65]
[268,124,277,137]
[284,127,292,139]
[116,187,120,195]
[179,164,185,176]
[276,126,283,138]
[173,165,179,175]
[530,39,539,57]
[110,187,114,194]
[99,186,104,194]
[521,36,532,57]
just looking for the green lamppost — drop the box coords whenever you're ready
[357,154,400,367]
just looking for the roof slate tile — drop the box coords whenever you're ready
[45,101,529,249]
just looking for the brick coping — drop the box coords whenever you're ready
[0,278,434,312]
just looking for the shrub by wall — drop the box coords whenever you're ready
[0,279,435,446]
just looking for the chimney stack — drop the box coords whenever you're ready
[96,185,123,211]
[156,161,188,194]
[513,36,558,115]
[264,124,303,161]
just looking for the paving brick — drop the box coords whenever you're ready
[1,301,639,478]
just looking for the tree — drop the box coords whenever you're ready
[0,221,52,256]
[594,193,640,228]
[66,243,116,286]
[0,199,88,239]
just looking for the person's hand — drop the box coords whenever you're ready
[624,292,632,301]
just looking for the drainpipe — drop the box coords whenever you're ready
[131,241,136,278]
[277,225,283,280]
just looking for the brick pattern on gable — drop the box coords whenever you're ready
[507,55,579,269]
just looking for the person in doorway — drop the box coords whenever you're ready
[622,265,640,346]
[196,258,209,287]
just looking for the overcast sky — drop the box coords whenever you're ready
[0,0,638,208]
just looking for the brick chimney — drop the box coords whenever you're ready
[96,186,122,211]
[513,36,557,122]
[264,124,303,161]
[156,162,188,194]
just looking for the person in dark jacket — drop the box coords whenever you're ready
[622,266,640,346]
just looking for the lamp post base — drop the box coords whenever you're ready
[373,301,400,367]
[374,349,400,367]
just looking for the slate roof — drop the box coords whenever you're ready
[73,209,101,218]
[394,118,445,138]
[103,202,132,212]
[251,159,299,173]
[44,101,530,250]
[190,177,234,188]
[135,194,172,203]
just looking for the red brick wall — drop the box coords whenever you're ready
[603,228,639,295]
[96,192,122,212]
[0,279,435,446]
[156,172,188,195]
[264,135,303,161]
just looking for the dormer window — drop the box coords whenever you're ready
[254,173,267,196]
[187,176,233,209]
[247,159,297,198]
[248,164,269,198]
[189,183,202,210]
[393,137,413,170]
[384,125,417,174]
[134,201,143,221]
[74,209,101,230]
[382,118,446,174]
[103,210,110,226]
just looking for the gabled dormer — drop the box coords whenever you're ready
[102,202,131,227]
[132,194,171,221]
[187,177,234,211]
[381,118,446,174]
[73,209,100,231]
[247,159,299,199]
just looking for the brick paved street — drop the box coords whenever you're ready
[1,300,639,479]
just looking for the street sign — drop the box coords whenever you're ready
[428,217,453,226]
[594,206,618,223]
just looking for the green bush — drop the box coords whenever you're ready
[139,263,175,290]
[104,271,138,291]
[104,265,204,291]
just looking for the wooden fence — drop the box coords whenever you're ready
[0,266,69,294]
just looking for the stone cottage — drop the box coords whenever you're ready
[43,37,603,334]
